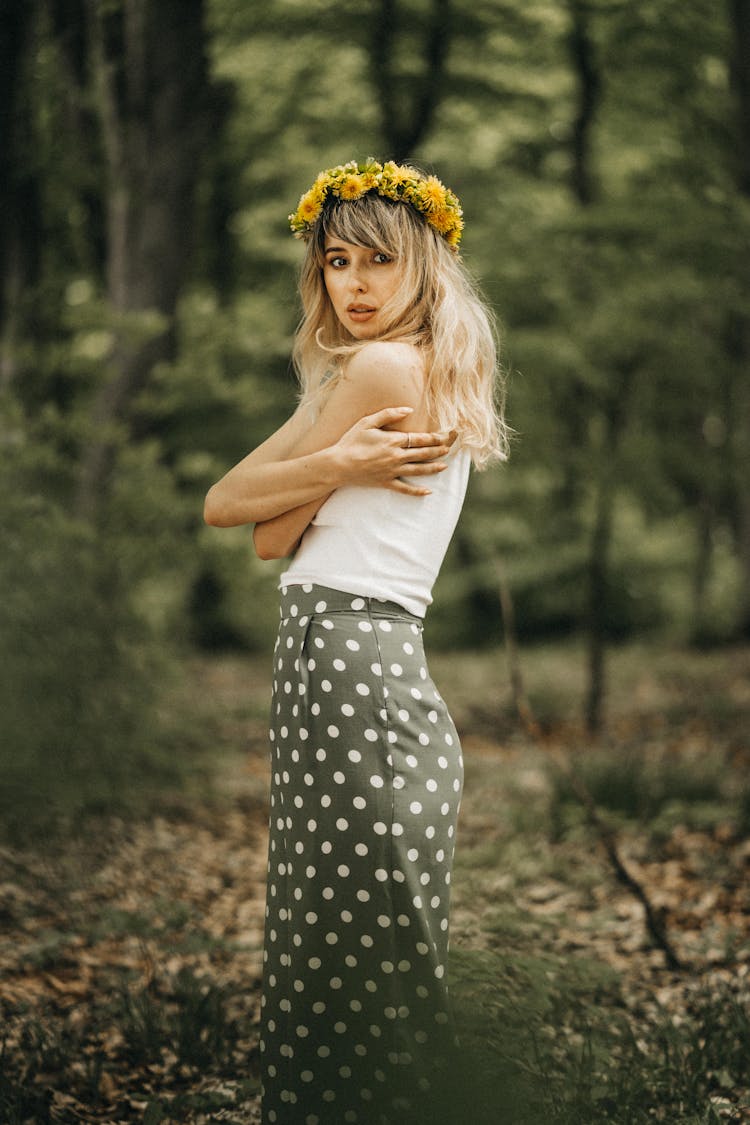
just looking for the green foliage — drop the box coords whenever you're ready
[446,948,750,1123]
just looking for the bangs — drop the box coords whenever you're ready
[318,194,423,260]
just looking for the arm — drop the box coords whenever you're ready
[250,343,453,560]
[204,342,452,539]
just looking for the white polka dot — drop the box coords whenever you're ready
[348,749,362,763]
[370,775,384,789]
[346,639,360,652]
[322,619,334,631]
[391,822,404,836]
[397,914,410,926]
[327,725,339,738]
[406,754,418,768]
[321,679,332,691]
[409,801,422,814]
[321,794,332,807]
[418,732,430,746]
[364,728,378,742]
[353,796,367,810]
[341,703,355,717]
[358,621,373,633]
[361,934,374,947]
[390,663,403,676]
[315,600,327,613]
[426,778,438,791]
[326,932,338,944]
[445,733,453,745]
[371,662,382,676]
[321,838,332,852]
[377,914,391,928]
[437,755,448,769]
[356,683,370,696]
[378,621,392,632]
[355,842,368,855]
[316,748,327,761]
[336,819,349,832]
[410,688,422,700]
[375,868,388,881]
[373,821,387,835]
[333,658,346,671]
[357,889,371,902]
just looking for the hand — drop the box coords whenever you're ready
[333,407,457,495]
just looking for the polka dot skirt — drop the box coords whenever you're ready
[260,583,464,1124]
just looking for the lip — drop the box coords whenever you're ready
[347,305,377,323]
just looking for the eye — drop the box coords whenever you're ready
[328,255,348,268]
[373,252,392,264]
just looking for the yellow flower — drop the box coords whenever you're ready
[289,159,463,250]
[419,177,448,213]
[338,174,365,200]
[298,193,322,223]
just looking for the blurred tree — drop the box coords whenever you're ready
[727,0,750,636]
[72,0,213,518]
[370,0,452,160]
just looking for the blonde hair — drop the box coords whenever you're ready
[292,193,509,468]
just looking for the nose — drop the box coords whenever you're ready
[349,265,367,293]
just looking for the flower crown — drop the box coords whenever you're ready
[288,158,464,251]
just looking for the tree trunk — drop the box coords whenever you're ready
[567,0,601,205]
[0,1,43,389]
[370,0,452,161]
[727,0,750,635]
[75,0,210,520]
[690,497,714,644]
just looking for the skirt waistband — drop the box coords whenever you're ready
[279,582,423,626]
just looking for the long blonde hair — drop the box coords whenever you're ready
[292,192,509,468]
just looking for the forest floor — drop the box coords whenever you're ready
[1,641,750,1124]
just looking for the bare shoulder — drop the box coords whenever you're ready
[342,341,425,394]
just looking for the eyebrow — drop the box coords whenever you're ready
[324,245,349,255]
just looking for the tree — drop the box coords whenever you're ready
[72,0,213,518]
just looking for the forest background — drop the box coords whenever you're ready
[1,1,750,1121]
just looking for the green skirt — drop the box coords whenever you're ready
[260,583,463,1124]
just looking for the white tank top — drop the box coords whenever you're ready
[280,448,471,617]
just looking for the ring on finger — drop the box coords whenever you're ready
[405,433,412,450]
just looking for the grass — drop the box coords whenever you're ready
[1,640,750,1121]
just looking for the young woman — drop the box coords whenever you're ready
[205,159,508,1124]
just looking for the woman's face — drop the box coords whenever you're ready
[322,236,402,339]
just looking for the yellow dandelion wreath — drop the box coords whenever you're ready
[288,158,464,251]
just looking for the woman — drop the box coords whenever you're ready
[205,159,508,1124]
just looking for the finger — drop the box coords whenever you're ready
[399,431,451,449]
[361,406,414,429]
[399,444,453,461]
[399,461,447,476]
[387,479,432,496]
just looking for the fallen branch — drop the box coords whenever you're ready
[495,561,683,972]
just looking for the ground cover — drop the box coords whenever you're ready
[1,642,749,1123]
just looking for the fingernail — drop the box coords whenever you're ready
[397,407,413,414]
